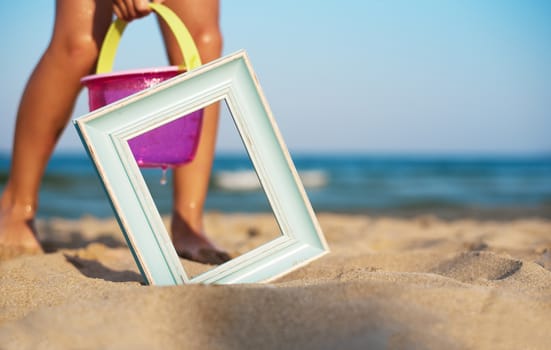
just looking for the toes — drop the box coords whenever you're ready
[175,248,194,262]
[176,247,232,265]
[203,249,232,265]
[0,245,43,261]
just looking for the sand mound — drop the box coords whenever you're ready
[1,213,551,349]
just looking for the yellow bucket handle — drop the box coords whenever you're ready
[96,3,202,74]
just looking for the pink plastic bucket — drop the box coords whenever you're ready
[82,3,204,169]
[81,67,203,168]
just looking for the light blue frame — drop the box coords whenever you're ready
[74,50,329,285]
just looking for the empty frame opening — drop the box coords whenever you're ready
[135,99,281,278]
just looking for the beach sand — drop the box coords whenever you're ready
[1,212,550,349]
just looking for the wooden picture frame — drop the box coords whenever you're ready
[74,50,329,285]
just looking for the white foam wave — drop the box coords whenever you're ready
[212,169,328,192]
[213,170,261,191]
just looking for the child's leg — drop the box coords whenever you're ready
[158,0,230,264]
[0,0,113,254]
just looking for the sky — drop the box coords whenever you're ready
[0,1,550,156]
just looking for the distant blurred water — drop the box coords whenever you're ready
[1,153,550,219]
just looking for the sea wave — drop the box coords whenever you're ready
[212,169,329,192]
[2,153,550,219]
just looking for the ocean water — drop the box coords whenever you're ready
[0,153,550,219]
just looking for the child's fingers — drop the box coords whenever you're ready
[113,4,124,21]
[112,0,130,21]
[122,0,138,20]
[134,0,152,16]
[112,0,153,21]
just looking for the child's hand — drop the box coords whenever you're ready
[112,0,165,22]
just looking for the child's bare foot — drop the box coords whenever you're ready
[0,205,44,259]
[171,213,231,265]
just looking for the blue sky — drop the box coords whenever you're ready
[0,1,550,155]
